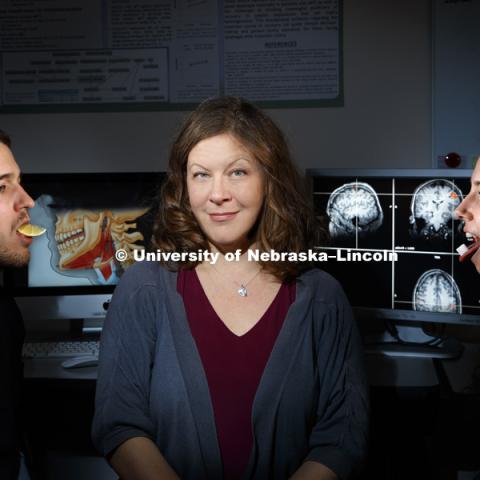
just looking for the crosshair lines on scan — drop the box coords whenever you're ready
[321,178,469,313]
[412,269,462,313]
[409,179,463,242]
[326,182,384,244]
[325,178,463,251]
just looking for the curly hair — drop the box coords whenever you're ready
[152,96,326,280]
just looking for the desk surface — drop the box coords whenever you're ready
[24,358,97,380]
[25,353,442,387]
[24,342,480,391]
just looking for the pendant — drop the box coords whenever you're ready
[238,285,248,297]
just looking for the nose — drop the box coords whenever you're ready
[209,175,231,204]
[16,184,35,211]
[455,195,472,222]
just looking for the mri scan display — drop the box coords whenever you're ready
[326,182,383,239]
[314,174,478,316]
[412,269,462,313]
[409,179,463,241]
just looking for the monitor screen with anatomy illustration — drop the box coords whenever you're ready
[308,169,480,329]
[4,172,164,322]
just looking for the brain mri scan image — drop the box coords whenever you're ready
[412,268,462,313]
[326,182,384,239]
[409,179,463,242]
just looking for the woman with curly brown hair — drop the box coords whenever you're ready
[92,97,369,480]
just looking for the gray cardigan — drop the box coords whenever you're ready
[92,261,369,479]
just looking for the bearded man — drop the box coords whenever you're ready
[0,130,35,479]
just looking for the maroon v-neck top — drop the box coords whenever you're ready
[177,268,296,480]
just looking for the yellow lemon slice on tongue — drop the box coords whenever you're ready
[17,223,46,237]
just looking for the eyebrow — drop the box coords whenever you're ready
[0,173,14,181]
[189,157,253,170]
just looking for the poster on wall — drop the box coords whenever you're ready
[0,0,342,111]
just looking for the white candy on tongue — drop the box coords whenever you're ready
[457,239,480,262]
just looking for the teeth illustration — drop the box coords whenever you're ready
[466,232,474,240]
[54,209,148,277]
[56,227,87,250]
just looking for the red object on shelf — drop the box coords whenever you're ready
[444,152,461,168]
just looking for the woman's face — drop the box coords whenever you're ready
[186,133,265,253]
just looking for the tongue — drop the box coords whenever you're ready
[458,241,480,262]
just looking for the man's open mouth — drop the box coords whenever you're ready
[457,233,480,262]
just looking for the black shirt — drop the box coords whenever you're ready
[0,287,25,479]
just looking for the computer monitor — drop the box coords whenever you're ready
[308,168,480,358]
[3,172,165,330]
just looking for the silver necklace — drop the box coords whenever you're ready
[210,263,262,297]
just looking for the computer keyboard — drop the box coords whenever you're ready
[22,340,99,359]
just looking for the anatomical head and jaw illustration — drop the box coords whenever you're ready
[29,194,148,286]
[54,208,147,283]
